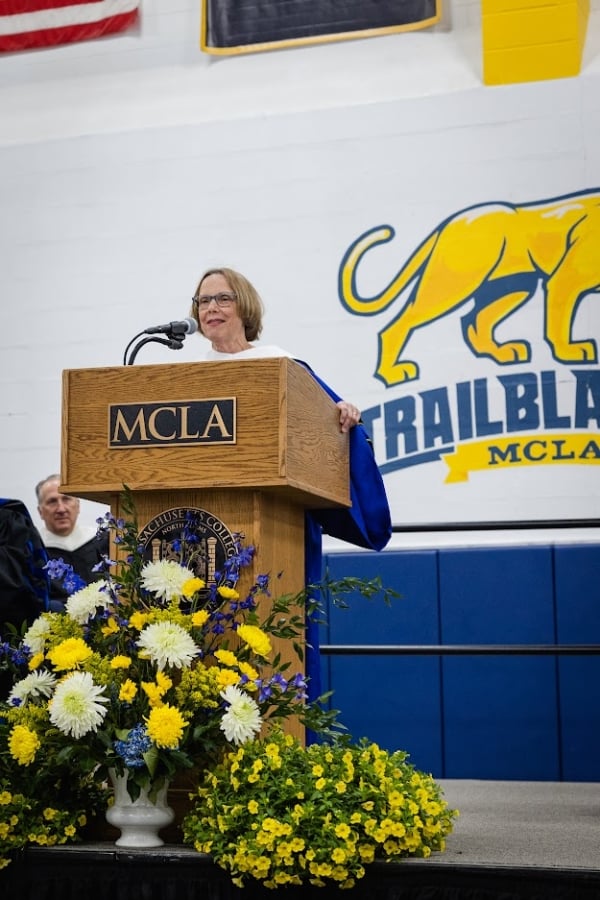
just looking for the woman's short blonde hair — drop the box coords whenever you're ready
[191,267,264,342]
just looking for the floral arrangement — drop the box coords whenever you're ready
[183,727,458,889]
[0,497,363,866]
[0,494,456,884]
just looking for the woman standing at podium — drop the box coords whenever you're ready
[191,267,361,434]
[190,266,392,700]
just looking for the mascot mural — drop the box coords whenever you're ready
[338,189,600,499]
[339,189,600,387]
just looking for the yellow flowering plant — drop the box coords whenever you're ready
[0,779,102,871]
[182,727,458,890]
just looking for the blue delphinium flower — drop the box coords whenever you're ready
[271,672,288,691]
[44,557,87,595]
[290,673,308,700]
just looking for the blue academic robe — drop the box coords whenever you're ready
[295,365,392,710]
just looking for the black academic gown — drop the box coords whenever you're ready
[0,498,49,632]
[0,498,50,698]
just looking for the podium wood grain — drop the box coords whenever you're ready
[60,359,351,740]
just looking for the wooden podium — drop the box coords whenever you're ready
[60,357,350,679]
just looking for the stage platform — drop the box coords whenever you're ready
[2,779,599,899]
[421,778,600,897]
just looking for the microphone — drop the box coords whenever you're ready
[144,317,198,337]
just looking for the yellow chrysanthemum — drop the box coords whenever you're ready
[216,667,239,689]
[119,679,137,702]
[237,624,272,658]
[192,609,209,627]
[28,652,45,670]
[215,649,239,668]
[47,638,92,672]
[110,655,131,669]
[145,704,188,749]
[8,724,40,766]
[182,577,206,598]
[129,611,149,630]
[142,681,164,707]
[156,671,172,691]
[217,585,239,600]
[101,618,119,636]
[238,661,259,681]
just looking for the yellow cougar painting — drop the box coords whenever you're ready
[339,190,600,386]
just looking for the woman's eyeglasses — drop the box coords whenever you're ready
[193,292,237,310]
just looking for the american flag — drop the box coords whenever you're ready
[0,0,139,52]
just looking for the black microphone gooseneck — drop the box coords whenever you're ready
[123,317,198,365]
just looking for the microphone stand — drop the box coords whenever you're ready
[124,334,185,366]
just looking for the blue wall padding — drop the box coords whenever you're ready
[321,550,443,775]
[554,544,600,781]
[439,546,559,780]
[320,543,599,781]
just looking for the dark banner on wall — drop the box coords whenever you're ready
[202,0,440,54]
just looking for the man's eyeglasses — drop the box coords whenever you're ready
[193,292,237,310]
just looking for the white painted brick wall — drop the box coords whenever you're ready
[0,1,599,537]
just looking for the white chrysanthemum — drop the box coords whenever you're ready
[49,671,109,739]
[140,559,194,602]
[137,621,200,671]
[8,670,57,705]
[65,580,112,624]
[23,616,52,655]
[219,684,262,746]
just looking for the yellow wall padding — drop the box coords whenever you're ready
[482,0,590,84]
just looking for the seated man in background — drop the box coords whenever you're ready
[35,474,109,608]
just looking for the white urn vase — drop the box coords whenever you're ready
[106,769,175,848]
